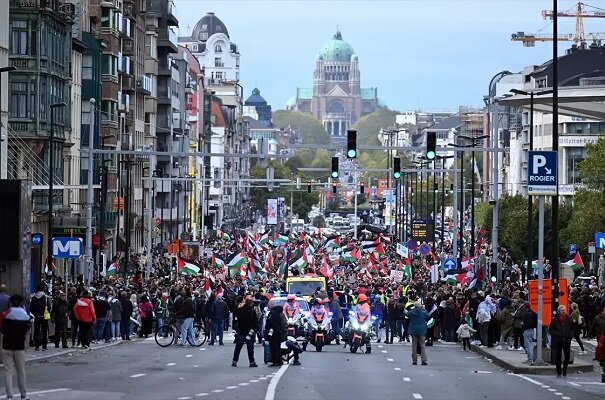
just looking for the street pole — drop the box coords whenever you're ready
[432,160,437,245]
[551,0,561,321]
[354,169,358,240]
[528,92,535,283]
[125,161,131,276]
[441,158,446,252]
[536,195,546,365]
[146,155,154,274]
[460,148,465,258]
[471,149,476,257]
[85,98,95,285]
[453,149,459,259]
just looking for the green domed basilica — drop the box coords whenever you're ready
[287,30,379,141]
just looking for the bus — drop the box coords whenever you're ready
[285,276,326,302]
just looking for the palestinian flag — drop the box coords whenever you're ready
[106,261,118,277]
[525,259,539,270]
[341,247,362,263]
[564,252,584,272]
[319,256,334,279]
[216,283,224,297]
[44,257,57,274]
[260,231,272,246]
[467,268,484,292]
[324,235,341,249]
[361,239,385,254]
[274,233,288,246]
[461,257,475,271]
[218,230,231,241]
[203,279,212,297]
[398,258,412,279]
[289,249,308,273]
[211,254,226,270]
[264,251,273,273]
[177,256,200,276]
[379,233,391,243]
[444,271,467,285]
[226,252,249,277]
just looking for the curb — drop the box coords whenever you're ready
[471,344,594,375]
[1,340,126,367]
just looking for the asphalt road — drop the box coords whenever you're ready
[2,335,603,400]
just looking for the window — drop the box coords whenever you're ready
[192,44,198,52]
[101,54,117,76]
[215,72,223,80]
[214,44,222,53]
[10,82,28,118]
[214,57,222,67]
[101,8,112,28]
[566,147,586,184]
[10,20,28,55]
[101,100,117,124]
[82,55,93,80]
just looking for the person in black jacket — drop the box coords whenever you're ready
[549,305,574,377]
[231,296,259,367]
[0,294,31,400]
[120,291,134,340]
[29,283,50,351]
[180,291,196,346]
[264,300,287,367]
[52,291,69,349]
[521,302,537,365]
[209,294,229,345]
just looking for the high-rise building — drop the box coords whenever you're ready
[0,0,9,180]
[287,30,379,140]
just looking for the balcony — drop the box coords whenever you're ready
[122,74,135,93]
[136,75,153,95]
[167,1,179,27]
[185,84,194,95]
[100,0,120,9]
[158,28,178,53]
[123,0,136,20]
[122,37,134,56]
[157,208,179,221]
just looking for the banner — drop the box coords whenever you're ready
[267,198,278,225]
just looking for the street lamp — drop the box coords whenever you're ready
[0,66,16,180]
[47,102,66,278]
[436,155,454,251]
[509,88,553,282]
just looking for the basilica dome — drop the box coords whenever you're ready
[319,30,355,62]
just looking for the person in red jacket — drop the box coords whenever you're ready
[73,290,96,349]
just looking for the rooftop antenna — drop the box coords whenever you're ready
[186,24,191,36]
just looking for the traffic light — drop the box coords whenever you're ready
[480,184,484,195]
[332,182,337,194]
[434,183,439,192]
[411,187,414,196]
[346,129,357,159]
[393,157,401,179]
[307,181,312,193]
[449,183,454,194]
[426,131,436,160]
[331,156,339,178]
[360,181,365,194]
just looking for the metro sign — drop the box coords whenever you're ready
[595,232,605,250]
[52,237,83,259]
[528,151,558,196]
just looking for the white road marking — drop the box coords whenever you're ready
[567,382,580,387]
[0,388,70,398]
[548,388,557,392]
[474,370,492,374]
[250,379,259,383]
[554,393,563,396]
[186,354,193,358]
[577,382,605,385]
[259,377,268,380]
[394,367,401,371]
[265,364,289,400]
[381,350,387,353]
[561,397,571,400]
[211,389,224,393]
[177,397,192,400]
[130,373,146,378]
[199,348,206,351]
[507,373,542,386]
[387,358,394,362]
[378,345,384,348]
[403,377,411,382]
[193,365,199,368]
[412,394,423,399]
[195,394,209,397]
[541,386,550,388]
[226,386,238,389]
[166,362,176,366]
[238,382,250,386]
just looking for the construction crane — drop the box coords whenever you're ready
[511,2,605,47]
[542,1,605,44]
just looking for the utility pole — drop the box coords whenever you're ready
[551,0,561,321]
[146,154,154,274]
[85,98,95,284]
[48,101,66,281]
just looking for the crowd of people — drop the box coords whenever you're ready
[0,228,605,399]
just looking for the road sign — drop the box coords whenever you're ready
[31,233,43,246]
[407,239,418,251]
[528,278,568,326]
[419,243,431,255]
[51,237,83,259]
[443,258,457,270]
[595,232,605,250]
[569,243,577,254]
[528,151,558,196]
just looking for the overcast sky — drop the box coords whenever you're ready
[174,0,601,112]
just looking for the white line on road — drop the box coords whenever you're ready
[0,388,70,399]
[507,373,542,386]
[195,394,208,397]
[166,363,176,366]
[382,350,387,353]
[561,397,571,400]
[177,397,192,400]
[186,354,193,358]
[130,373,146,378]
[577,382,605,385]
[387,358,394,362]
[226,386,238,389]
[412,394,423,399]
[259,377,268,380]
[394,367,401,371]
[250,379,259,383]
[474,370,492,374]
[199,348,206,351]
[541,386,550,388]
[378,345,383,348]
[211,389,224,393]
[265,364,289,400]
[403,377,411,382]
[238,383,250,386]
[554,393,563,396]
[567,382,580,387]
[548,388,556,392]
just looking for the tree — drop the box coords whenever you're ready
[273,110,330,145]
[350,108,399,146]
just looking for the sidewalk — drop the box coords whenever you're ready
[0,339,126,367]
[471,342,596,375]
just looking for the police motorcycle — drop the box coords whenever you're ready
[305,298,333,352]
[344,294,374,354]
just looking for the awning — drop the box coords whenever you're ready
[497,85,605,121]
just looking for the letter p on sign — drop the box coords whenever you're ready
[533,155,546,174]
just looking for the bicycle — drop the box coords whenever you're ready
[155,318,207,347]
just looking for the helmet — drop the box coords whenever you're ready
[357,294,368,303]
[287,294,295,301]
[323,298,330,304]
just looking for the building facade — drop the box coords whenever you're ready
[0,0,9,180]
[288,30,379,140]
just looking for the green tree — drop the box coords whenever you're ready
[273,110,330,145]
[350,108,399,146]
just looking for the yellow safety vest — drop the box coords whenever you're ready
[351,294,358,305]
[401,285,409,297]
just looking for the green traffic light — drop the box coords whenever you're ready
[393,172,401,179]
[331,172,338,178]
[347,149,357,158]
[426,150,436,160]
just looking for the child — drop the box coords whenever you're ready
[456,318,477,351]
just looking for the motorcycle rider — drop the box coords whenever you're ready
[371,294,386,343]
[283,294,301,316]
[310,298,328,322]
[353,293,372,353]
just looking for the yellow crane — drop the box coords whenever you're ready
[511,2,605,47]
